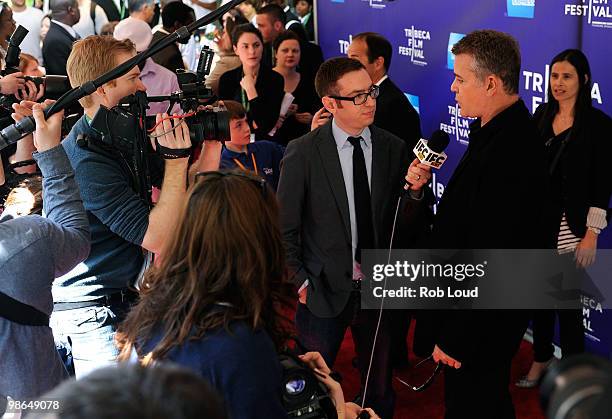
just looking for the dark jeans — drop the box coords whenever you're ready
[532,309,584,362]
[295,292,395,419]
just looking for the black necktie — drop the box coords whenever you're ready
[347,136,374,263]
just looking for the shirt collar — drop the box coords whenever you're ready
[51,20,78,38]
[139,58,157,78]
[374,74,388,86]
[331,118,371,150]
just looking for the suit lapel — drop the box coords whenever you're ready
[370,126,390,245]
[51,22,78,42]
[315,123,352,243]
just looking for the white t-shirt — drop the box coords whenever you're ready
[74,0,109,38]
[12,7,44,63]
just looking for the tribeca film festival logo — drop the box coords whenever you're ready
[582,295,604,341]
[398,26,431,66]
[338,34,353,54]
[440,104,473,145]
[506,0,536,18]
[565,0,612,29]
[523,65,604,113]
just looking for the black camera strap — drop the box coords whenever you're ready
[155,140,191,159]
[0,290,49,326]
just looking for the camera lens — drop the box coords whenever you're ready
[285,377,306,395]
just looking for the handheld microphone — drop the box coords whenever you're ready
[413,129,450,169]
[4,26,29,73]
[404,130,450,191]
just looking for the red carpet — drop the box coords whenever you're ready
[333,325,546,419]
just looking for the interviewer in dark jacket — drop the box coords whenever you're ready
[414,30,547,419]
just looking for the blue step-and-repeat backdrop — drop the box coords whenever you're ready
[315,0,612,357]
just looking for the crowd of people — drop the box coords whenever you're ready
[0,0,611,418]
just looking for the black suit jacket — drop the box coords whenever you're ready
[414,100,547,362]
[42,22,78,76]
[218,66,285,141]
[374,77,421,153]
[150,30,185,73]
[277,122,431,317]
[534,104,612,242]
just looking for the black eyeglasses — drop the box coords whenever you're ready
[329,85,380,106]
[194,170,267,196]
[394,355,443,392]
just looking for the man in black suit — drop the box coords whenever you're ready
[256,4,323,81]
[150,2,194,72]
[348,32,422,369]
[277,57,432,419]
[42,0,80,76]
[414,30,547,419]
[348,32,421,152]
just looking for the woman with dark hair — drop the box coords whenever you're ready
[218,23,285,141]
[516,49,612,388]
[117,170,295,418]
[272,31,320,145]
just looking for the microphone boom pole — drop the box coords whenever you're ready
[0,0,245,151]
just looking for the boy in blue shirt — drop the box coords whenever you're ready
[220,100,285,190]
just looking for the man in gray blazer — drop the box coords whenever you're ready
[277,57,431,419]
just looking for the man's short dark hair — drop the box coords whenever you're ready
[230,23,264,46]
[451,29,521,95]
[315,57,365,98]
[161,1,194,28]
[353,32,392,73]
[41,363,228,419]
[257,4,286,25]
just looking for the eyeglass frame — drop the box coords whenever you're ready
[394,355,443,392]
[328,85,380,106]
[194,170,268,197]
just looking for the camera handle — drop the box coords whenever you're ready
[0,0,246,151]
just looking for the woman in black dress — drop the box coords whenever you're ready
[218,24,284,141]
[271,31,321,145]
[516,49,612,388]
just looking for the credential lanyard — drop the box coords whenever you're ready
[233,152,258,175]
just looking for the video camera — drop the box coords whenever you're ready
[279,352,338,418]
[90,45,230,154]
[540,353,612,419]
[1,26,73,101]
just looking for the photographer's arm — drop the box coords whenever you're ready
[31,103,91,276]
[10,84,47,174]
[188,140,222,185]
[141,115,191,254]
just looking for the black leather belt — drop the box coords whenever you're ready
[54,289,139,312]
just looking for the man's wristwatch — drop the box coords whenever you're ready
[587,226,601,235]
